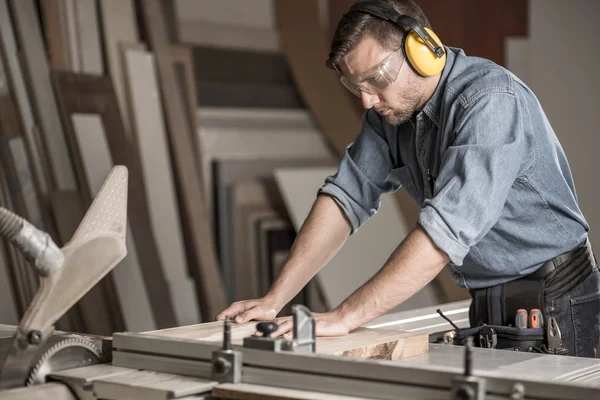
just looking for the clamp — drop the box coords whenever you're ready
[243,304,316,354]
[211,304,316,383]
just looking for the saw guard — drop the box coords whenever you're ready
[20,166,128,334]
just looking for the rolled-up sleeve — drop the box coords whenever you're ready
[319,110,404,233]
[418,92,527,265]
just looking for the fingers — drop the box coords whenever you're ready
[216,301,252,321]
[237,305,277,323]
[271,318,293,338]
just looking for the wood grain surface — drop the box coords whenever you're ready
[52,72,177,329]
[145,321,428,361]
[139,0,226,320]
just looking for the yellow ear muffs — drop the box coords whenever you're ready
[403,27,446,77]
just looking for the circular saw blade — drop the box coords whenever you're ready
[26,336,103,386]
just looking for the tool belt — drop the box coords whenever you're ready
[458,238,596,353]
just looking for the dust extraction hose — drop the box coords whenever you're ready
[0,208,64,277]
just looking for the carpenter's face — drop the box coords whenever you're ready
[340,36,425,126]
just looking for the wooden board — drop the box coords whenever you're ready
[98,0,140,136]
[213,383,375,400]
[231,180,282,300]
[214,158,334,303]
[40,0,71,71]
[144,322,428,361]
[74,0,104,74]
[139,0,226,321]
[0,0,59,195]
[123,46,201,325]
[70,113,156,332]
[93,370,216,400]
[52,72,177,329]
[196,107,334,207]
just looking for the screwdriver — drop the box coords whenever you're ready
[516,309,528,329]
[529,309,543,328]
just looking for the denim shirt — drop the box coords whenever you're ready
[319,46,589,289]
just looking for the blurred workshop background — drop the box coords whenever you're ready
[0,0,597,337]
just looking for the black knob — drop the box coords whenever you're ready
[256,321,278,338]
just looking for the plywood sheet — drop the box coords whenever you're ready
[93,370,216,400]
[231,181,274,299]
[7,0,77,191]
[274,167,440,312]
[213,383,372,400]
[123,47,201,325]
[71,113,156,332]
[98,0,139,136]
[214,158,334,302]
[196,107,334,206]
[53,72,177,329]
[144,321,428,361]
[140,0,226,320]
[74,0,103,74]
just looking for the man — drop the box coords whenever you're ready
[217,0,599,357]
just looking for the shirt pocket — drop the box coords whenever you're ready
[389,166,421,205]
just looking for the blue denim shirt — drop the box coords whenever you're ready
[319,46,589,289]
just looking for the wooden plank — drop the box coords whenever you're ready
[0,383,77,400]
[139,0,226,320]
[197,107,333,207]
[39,0,71,71]
[52,72,177,329]
[74,0,104,74]
[64,0,80,71]
[0,0,53,195]
[98,0,139,136]
[144,322,428,361]
[214,158,334,302]
[70,113,156,332]
[179,20,281,53]
[239,206,279,299]
[231,181,282,300]
[0,95,43,308]
[259,217,298,316]
[123,46,201,325]
[93,370,216,400]
[8,0,77,191]
[213,383,374,400]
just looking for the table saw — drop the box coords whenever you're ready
[0,166,599,400]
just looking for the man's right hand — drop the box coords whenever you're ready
[216,297,280,323]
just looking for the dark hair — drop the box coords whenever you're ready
[326,0,431,71]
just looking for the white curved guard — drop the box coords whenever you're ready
[20,166,129,333]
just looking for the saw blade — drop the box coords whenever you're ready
[26,336,103,386]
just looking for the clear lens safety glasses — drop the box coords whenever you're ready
[340,48,405,97]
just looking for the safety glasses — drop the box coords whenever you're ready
[340,48,405,97]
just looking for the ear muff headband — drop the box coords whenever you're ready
[345,1,446,76]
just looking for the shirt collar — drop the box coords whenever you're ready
[421,46,457,127]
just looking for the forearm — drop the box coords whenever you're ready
[265,194,351,310]
[335,225,449,330]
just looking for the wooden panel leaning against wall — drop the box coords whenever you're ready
[138,0,226,321]
[52,72,177,330]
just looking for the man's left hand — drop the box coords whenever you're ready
[265,310,351,339]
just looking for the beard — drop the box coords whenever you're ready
[378,72,425,126]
